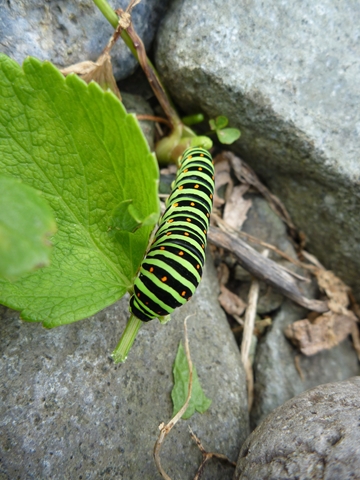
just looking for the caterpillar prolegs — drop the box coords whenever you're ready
[129,147,215,322]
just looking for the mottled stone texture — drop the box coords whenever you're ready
[155,0,360,299]
[0,258,249,480]
[235,377,360,480]
[0,0,170,79]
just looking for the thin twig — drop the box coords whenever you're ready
[153,315,194,479]
[208,226,328,313]
[189,427,236,480]
[125,23,181,128]
[136,114,172,127]
[294,354,305,381]
[241,250,269,410]
[212,213,313,278]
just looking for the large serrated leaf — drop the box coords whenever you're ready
[0,55,159,327]
[0,175,56,279]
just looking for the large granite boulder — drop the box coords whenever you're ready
[155,0,360,300]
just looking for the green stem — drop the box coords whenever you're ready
[92,0,183,127]
[93,0,119,28]
[112,314,142,363]
[93,0,138,57]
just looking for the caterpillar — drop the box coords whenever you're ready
[129,147,215,322]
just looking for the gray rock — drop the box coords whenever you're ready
[0,0,170,80]
[235,377,360,480]
[122,92,155,151]
[0,258,249,479]
[251,300,360,428]
[155,0,360,300]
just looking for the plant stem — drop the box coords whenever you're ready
[93,0,119,28]
[92,0,182,129]
[112,314,142,363]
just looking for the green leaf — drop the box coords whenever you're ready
[209,119,217,131]
[0,175,56,279]
[217,127,241,144]
[171,342,212,419]
[109,200,159,234]
[0,55,159,327]
[214,115,229,129]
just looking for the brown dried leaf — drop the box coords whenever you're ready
[61,52,121,100]
[223,185,252,231]
[284,312,357,356]
[217,263,230,286]
[218,284,246,317]
[214,158,233,208]
[315,269,350,311]
[61,61,98,76]
[225,151,297,236]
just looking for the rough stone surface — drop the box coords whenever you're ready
[251,300,360,428]
[0,258,249,480]
[155,0,360,300]
[0,0,170,80]
[235,377,360,480]
[122,92,155,151]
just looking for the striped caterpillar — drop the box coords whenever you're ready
[129,147,214,322]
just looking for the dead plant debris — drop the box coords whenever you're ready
[207,150,360,404]
[189,427,236,480]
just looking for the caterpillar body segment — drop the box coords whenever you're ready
[129,147,214,322]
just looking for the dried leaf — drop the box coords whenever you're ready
[315,269,350,312]
[218,284,246,317]
[284,312,357,356]
[225,151,297,236]
[217,262,230,286]
[61,52,121,100]
[223,184,252,230]
[214,157,233,208]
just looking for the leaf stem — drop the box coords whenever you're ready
[112,314,142,363]
[92,0,182,129]
[93,0,119,28]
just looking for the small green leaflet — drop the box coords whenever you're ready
[217,128,241,144]
[171,342,212,420]
[0,54,159,327]
[0,175,56,279]
[209,115,228,130]
[209,115,241,145]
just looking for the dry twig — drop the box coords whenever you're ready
[241,250,269,410]
[208,226,328,313]
[189,427,236,480]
